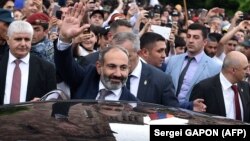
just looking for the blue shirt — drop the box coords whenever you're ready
[31,37,54,64]
[178,51,204,104]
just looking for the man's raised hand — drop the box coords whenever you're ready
[59,2,90,43]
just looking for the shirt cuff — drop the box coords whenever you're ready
[57,38,72,51]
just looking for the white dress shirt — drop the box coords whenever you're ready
[213,53,225,65]
[96,81,122,101]
[4,52,30,104]
[78,46,96,56]
[220,72,243,120]
[128,60,142,97]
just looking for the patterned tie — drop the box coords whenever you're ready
[10,59,22,104]
[176,57,194,96]
[98,89,112,100]
[231,85,242,121]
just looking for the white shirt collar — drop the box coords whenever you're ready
[220,72,233,90]
[130,60,142,78]
[98,81,122,97]
[78,46,96,56]
[9,51,30,64]
[139,57,147,64]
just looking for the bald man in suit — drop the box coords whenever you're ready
[190,51,250,122]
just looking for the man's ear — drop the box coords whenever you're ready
[203,38,208,47]
[96,60,102,74]
[140,48,149,57]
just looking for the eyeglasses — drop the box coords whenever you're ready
[227,43,237,47]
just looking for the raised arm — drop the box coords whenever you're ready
[55,2,90,90]
[216,20,250,57]
[59,2,90,43]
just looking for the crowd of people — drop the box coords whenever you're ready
[0,0,250,122]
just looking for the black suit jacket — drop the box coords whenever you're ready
[0,43,9,60]
[78,52,178,107]
[54,47,138,101]
[158,62,167,72]
[190,74,250,122]
[137,62,179,107]
[0,53,57,105]
[77,51,99,66]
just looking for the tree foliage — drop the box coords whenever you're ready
[159,0,248,15]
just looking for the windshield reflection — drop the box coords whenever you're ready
[0,100,248,140]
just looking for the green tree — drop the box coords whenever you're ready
[159,0,246,16]
[238,0,250,12]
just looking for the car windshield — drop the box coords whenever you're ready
[0,100,247,140]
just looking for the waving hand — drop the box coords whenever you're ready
[59,2,90,43]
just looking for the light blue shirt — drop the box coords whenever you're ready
[178,51,204,103]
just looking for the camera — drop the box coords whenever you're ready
[56,11,62,19]
[83,27,91,34]
[240,13,250,21]
[145,10,155,19]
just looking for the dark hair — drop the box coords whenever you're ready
[41,23,49,30]
[230,36,239,42]
[98,45,129,64]
[0,0,14,8]
[208,33,223,42]
[42,0,51,9]
[109,19,132,34]
[207,34,218,42]
[188,23,208,39]
[89,25,101,50]
[175,35,186,47]
[140,32,165,50]
[90,10,104,19]
[178,29,187,35]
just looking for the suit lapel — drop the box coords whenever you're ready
[26,55,37,101]
[190,55,207,86]
[89,77,100,99]
[120,87,129,100]
[86,70,100,99]
[173,55,186,88]
[0,53,9,104]
[137,62,150,100]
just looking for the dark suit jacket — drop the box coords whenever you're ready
[190,74,250,122]
[54,47,138,101]
[77,51,178,106]
[78,54,178,107]
[77,51,99,66]
[0,53,57,105]
[137,62,179,107]
[158,62,167,72]
[0,43,9,60]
